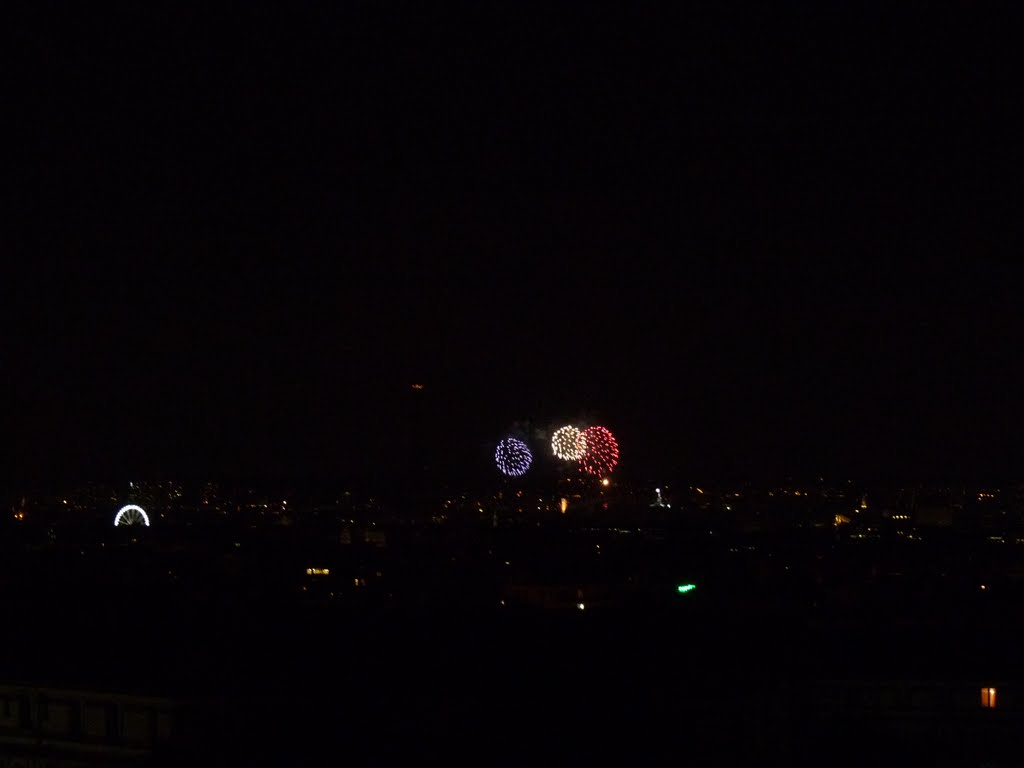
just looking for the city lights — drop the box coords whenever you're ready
[495,437,532,477]
[113,504,150,527]
[551,426,587,461]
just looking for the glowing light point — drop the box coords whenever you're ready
[982,687,997,708]
[495,437,532,477]
[676,584,696,594]
[114,504,150,527]
[601,478,610,487]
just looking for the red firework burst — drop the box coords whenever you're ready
[579,426,619,477]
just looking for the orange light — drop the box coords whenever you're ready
[560,498,568,514]
[410,384,425,390]
[981,687,997,708]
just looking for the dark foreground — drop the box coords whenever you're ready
[2,526,1023,766]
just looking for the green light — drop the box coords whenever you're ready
[676,584,696,594]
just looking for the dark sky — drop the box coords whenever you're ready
[6,4,1023,488]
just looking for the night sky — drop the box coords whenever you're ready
[6,4,1022,488]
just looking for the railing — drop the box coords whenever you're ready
[0,684,182,759]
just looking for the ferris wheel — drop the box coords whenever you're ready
[114,504,151,527]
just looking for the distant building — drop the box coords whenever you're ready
[363,529,387,548]
[504,582,624,612]
[910,487,954,527]
[0,684,184,763]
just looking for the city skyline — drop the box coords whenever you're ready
[7,6,1024,766]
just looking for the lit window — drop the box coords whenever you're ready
[981,687,997,708]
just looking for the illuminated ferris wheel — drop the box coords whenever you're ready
[114,504,150,527]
